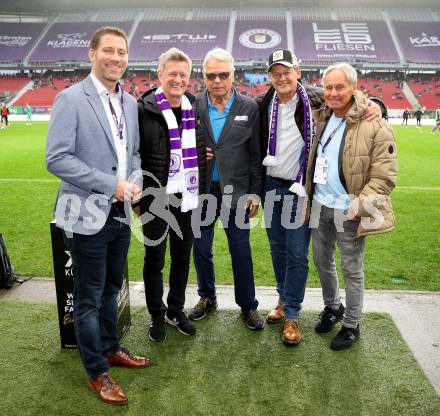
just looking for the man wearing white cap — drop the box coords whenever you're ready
[256,49,381,345]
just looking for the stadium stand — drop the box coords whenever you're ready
[0,76,29,95]
[236,8,285,20]
[390,9,436,21]
[14,75,85,106]
[95,9,138,21]
[27,21,133,63]
[0,4,439,112]
[192,8,230,20]
[393,21,440,64]
[335,8,383,21]
[406,75,440,110]
[358,75,412,110]
[290,7,333,21]
[142,8,190,20]
[0,22,46,63]
[57,12,97,22]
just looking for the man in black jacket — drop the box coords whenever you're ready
[414,107,423,127]
[137,48,207,342]
[402,108,410,126]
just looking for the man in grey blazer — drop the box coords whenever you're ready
[46,27,148,405]
[188,48,264,330]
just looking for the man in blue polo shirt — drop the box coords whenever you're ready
[208,85,234,184]
[189,48,264,330]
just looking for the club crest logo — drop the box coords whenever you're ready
[185,171,198,193]
[239,29,281,49]
[169,154,181,176]
[272,50,284,61]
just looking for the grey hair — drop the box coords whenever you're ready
[323,63,357,85]
[158,47,192,73]
[203,48,235,73]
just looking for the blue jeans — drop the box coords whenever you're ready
[263,176,311,320]
[193,185,258,311]
[66,203,130,378]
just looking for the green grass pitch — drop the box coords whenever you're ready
[0,300,439,415]
[0,121,439,290]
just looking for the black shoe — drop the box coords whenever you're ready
[242,309,264,331]
[165,311,196,336]
[315,304,345,333]
[149,316,166,342]
[188,297,218,321]
[330,325,360,350]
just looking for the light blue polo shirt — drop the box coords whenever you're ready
[313,113,351,210]
[207,91,235,182]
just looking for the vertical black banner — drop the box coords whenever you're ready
[50,222,131,349]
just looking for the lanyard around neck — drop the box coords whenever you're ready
[319,117,346,154]
[107,83,125,141]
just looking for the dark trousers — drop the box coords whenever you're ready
[193,184,258,311]
[142,196,193,318]
[1,115,8,126]
[66,203,130,378]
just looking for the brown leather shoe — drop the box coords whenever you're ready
[88,372,128,405]
[107,347,151,368]
[282,319,301,345]
[266,305,285,323]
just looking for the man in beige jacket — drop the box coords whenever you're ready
[306,63,397,350]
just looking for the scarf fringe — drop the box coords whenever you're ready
[166,180,186,194]
[181,193,199,213]
[289,181,307,197]
[262,155,277,167]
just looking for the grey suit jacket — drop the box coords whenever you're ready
[195,89,262,209]
[46,75,142,235]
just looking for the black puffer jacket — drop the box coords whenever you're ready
[137,88,207,194]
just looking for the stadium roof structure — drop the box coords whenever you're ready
[1,0,440,14]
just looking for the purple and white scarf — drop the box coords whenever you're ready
[262,82,313,197]
[155,87,199,212]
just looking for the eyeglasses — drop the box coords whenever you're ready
[205,72,230,81]
[270,70,294,80]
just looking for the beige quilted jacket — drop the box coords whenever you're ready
[306,91,397,237]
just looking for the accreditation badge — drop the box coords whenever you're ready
[313,156,329,185]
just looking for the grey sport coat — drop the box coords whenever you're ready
[195,89,262,209]
[46,75,142,235]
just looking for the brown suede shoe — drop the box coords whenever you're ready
[107,347,151,369]
[282,319,301,345]
[266,305,285,323]
[88,372,128,405]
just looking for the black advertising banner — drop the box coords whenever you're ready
[50,222,131,349]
